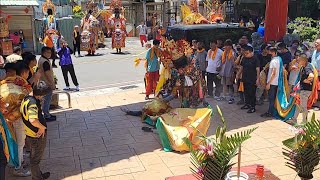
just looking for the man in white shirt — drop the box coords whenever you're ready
[136,21,148,47]
[6,46,22,63]
[261,47,280,117]
[206,40,223,98]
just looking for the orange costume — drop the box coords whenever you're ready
[108,0,126,53]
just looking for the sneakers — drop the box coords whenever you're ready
[42,172,51,179]
[241,105,250,110]
[214,96,220,100]
[63,86,70,91]
[217,97,226,101]
[13,168,31,177]
[228,98,235,104]
[145,96,149,100]
[52,64,58,68]
[76,86,80,91]
[247,108,256,113]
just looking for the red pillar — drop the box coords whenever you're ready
[264,0,289,42]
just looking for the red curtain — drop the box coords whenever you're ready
[264,0,289,42]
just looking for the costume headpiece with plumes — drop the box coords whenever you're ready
[188,0,199,13]
[42,0,56,14]
[161,39,193,61]
[110,0,123,11]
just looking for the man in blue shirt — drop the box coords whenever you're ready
[257,23,265,37]
[145,40,161,100]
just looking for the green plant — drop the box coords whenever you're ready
[288,17,320,42]
[282,113,320,179]
[184,106,257,180]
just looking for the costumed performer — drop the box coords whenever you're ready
[81,10,99,56]
[108,0,127,54]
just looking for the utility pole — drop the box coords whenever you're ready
[143,0,147,21]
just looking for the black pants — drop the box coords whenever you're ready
[51,48,57,66]
[61,64,79,87]
[0,138,7,180]
[28,135,47,180]
[207,73,222,97]
[268,85,278,114]
[244,82,256,108]
[73,42,80,55]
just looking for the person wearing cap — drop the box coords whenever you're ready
[218,39,236,104]
[57,40,80,91]
[301,42,311,59]
[20,81,51,180]
[239,45,260,113]
[73,25,81,57]
[6,46,22,63]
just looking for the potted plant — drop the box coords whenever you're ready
[184,106,257,180]
[282,113,320,180]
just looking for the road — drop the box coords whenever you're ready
[52,37,147,91]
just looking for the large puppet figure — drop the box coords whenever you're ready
[80,1,100,56]
[207,0,224,23]
[108,0,127,54]
[180,0,208,25]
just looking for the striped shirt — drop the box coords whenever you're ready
[20,96,47,138]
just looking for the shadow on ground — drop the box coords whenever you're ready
[6,93,285,180]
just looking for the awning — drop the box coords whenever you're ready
[0,0,39,6]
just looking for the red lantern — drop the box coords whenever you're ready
[24,8,29,14]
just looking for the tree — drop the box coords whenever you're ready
[300,0,320,18]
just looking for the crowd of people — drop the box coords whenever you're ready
[0,40,81,179]
[143,35,320,124]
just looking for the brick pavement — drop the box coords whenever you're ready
[6,87,320,180]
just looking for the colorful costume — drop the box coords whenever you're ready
[41,0,59,51]
[0,76,32,167]
[130,38,211,152]
[207,0,224,23]
[80,1,101,55]
[108,0,126,53]
[273,58,318,121]
[181,0,208,24]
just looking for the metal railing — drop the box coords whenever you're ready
[53,90,72,108]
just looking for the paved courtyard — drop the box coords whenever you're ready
[6,86,320,180]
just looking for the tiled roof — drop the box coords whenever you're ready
[0,0,39,6]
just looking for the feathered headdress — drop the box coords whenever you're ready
[42,0,56,14]
[110,0,123,10]
[161,39,193,61]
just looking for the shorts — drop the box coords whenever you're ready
[221,76,234,85]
